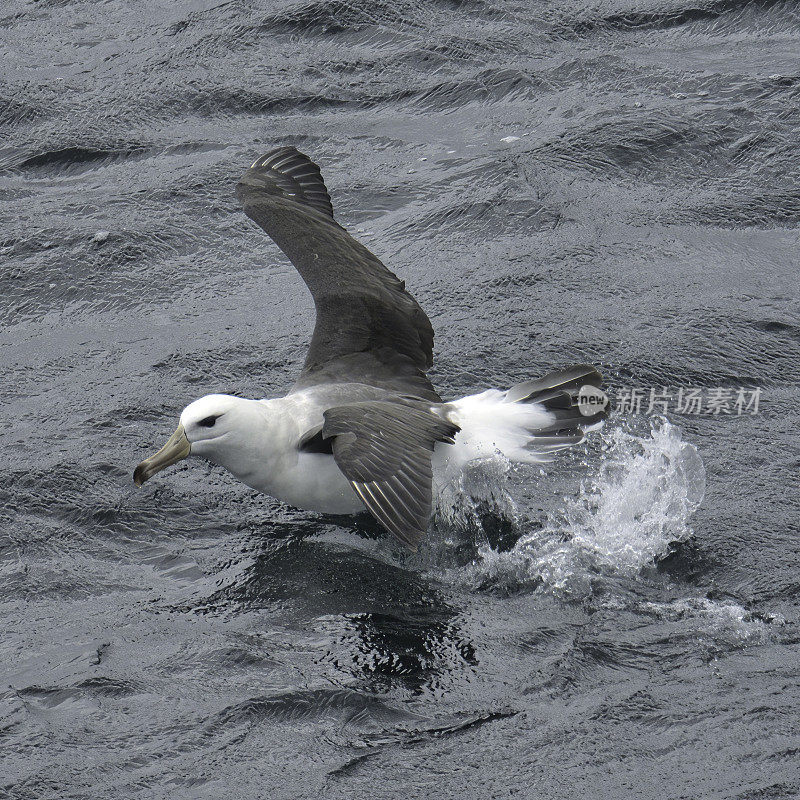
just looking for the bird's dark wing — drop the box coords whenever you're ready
[323,401,460,550]
[236,146,439,402]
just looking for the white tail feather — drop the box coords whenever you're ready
[433,388,580,486]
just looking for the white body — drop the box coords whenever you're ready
[183,388,561,515]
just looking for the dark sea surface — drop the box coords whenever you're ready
[2,1,799,797]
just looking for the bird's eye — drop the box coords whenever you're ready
[198,415,219,428]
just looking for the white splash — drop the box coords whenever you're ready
[640,597,784,651]
[433,452,518,536]
[450,419,706,594]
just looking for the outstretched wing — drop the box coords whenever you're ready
[323,401,460,550]
[236,146,439,401]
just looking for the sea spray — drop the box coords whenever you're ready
[443,419,706,595]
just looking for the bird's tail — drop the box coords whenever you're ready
[440,365,609,471]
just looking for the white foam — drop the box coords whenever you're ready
[640,597,784,648]
[446,419,706,595]
[433,452,518,535]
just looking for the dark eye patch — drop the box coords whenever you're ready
[198,415,220,428]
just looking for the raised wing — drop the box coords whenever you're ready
[323,401,460,550]
[236,146,439,401]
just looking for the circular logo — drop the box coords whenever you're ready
[577,384,609,417]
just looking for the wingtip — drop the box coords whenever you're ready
[394,529,423,552]
[248,145,302,171]
[237,145,335,221]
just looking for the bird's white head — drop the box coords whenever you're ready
[133,394,272,487]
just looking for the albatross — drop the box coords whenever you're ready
[134,147,608,549]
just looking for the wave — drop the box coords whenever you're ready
[553,0,789,39]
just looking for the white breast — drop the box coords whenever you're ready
[258,451,365,515]
[221,393,365,515]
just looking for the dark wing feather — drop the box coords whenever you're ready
[505,365,603,402]
[236,146,439,401]
[323,401,460,550]
[247,147,335,219]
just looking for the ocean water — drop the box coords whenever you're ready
[2,1,799,798]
